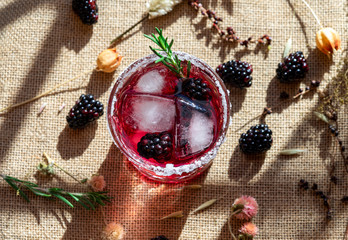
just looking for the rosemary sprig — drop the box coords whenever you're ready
[1,174,110,210]
[144,28,191,78]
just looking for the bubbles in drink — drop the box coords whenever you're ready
[135,69,165,94]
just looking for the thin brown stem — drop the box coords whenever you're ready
[344,221,348,240]
[228,215,237,240]
[110,14,149,45]
[0,69,93,113]
[299,0,323,28]
[100,208,108,226]
[54,163,83,184]
[43,152,83,184]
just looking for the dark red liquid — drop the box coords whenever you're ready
[111,61,224,168]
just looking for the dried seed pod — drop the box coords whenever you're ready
[316,27,341,57]
[96,47,123,73]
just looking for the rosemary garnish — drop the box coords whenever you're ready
[144,28,191,78]
[1,174,110,210]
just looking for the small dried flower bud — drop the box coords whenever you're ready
[96,48,123,73]
[101,222,125,240]
[88,175,106,192]
[239,222,258,237]
[316,27,341,57]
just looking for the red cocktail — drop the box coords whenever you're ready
[107,51,230,182]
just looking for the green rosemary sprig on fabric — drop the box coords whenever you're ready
[1,174,110,210]
[144,27,191,78]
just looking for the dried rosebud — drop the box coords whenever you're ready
[96,48,123,73]
[316,27,341,57]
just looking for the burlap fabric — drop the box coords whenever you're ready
[0,0,347,239]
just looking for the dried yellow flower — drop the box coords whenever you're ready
[96,48,123,73]
[316,27,341,57]
[101,222,125,240]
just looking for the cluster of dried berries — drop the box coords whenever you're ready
[299,180,332,220]
[188,0,271,48]
[328,124,346,161]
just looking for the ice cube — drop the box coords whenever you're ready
[124,94,176,132]
[175,97,214,158]
[135,69,165,94]
[188,111,214,153]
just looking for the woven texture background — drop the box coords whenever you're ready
[0,0,347,239]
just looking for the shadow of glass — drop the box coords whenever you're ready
[59,144,210,239]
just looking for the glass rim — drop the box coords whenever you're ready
[106,51,231,178]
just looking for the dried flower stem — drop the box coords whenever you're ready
[110,14,149,45]
[293,88,312,99]
[344,221,348,240]
[227,213,239,240]
[43,152,84,184]
[189,0,271,48]
[299,0,323,29]
[0,69,92,114]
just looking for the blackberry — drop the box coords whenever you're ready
[151,236,169,240]
[137,132,173,162]
[239,124,273,154]
[216,60,253,88]
[276,51,309,82]
[66,94,103,129]
[72,0,98,25]
[181,78,211,100]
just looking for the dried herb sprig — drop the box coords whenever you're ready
[1,174,110,210]
[188,0,271,48]
[144,28,191,78]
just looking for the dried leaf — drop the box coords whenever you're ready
[192,199,217,213]
[283,38,292,58]
[279,149,307,155]
[160,211,183,220]
[184,185,202,189]
[313,111,329,124]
